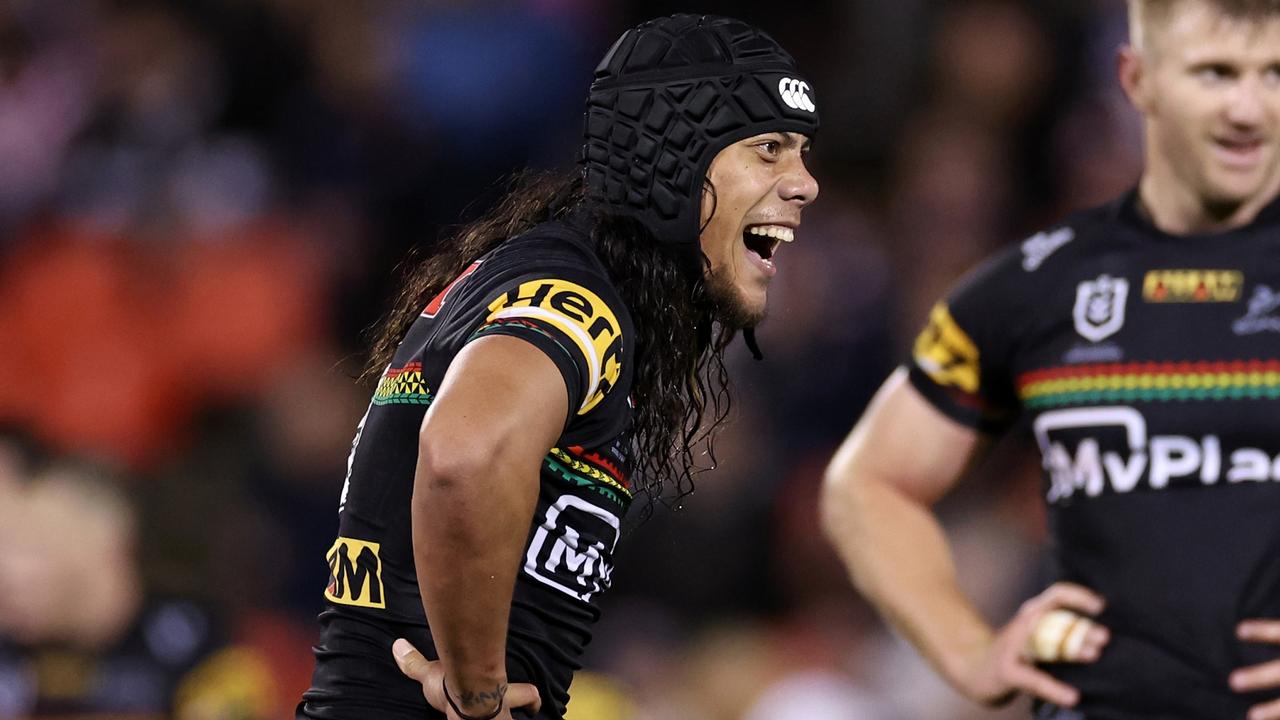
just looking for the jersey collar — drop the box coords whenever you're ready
[1114,186,1280,241]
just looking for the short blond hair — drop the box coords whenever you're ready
[1128,0,1280,50]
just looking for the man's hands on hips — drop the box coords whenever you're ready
[392,638,542,720]
[954,582,1110,709]
[1231,620,1280,720]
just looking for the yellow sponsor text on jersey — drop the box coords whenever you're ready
[1142,269,1243,303]
[487,278,623,414]
[914,302,980,394]
[325,537,385,609]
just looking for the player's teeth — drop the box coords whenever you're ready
[746,226,795,242]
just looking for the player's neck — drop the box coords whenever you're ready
[1138,168,1280,236]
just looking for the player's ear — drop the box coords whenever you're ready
[1118,44,1151,113]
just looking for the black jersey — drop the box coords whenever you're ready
[300,220,636,720]
[909,191,1280,719]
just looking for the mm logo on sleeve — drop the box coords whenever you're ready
[524,495,621,603]
[487,279,623,414]
[914,302,980,393]
[325,537,385,609]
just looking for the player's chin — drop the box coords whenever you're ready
[1206,161,1277,200]
[1204,176,1270,207]
[708,276,768,329]
[730,285,769,328]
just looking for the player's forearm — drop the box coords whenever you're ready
[412,446,540,706]
[821,471,994,687]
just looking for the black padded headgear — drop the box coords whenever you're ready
[582,14,819,267]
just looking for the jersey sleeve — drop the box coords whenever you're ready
[469,271,627,418]
[906,247,1024,433]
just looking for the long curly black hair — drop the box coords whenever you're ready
[366,170,736,504]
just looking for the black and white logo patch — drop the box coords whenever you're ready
[777,77,815,112]
[524,495,621,603]
[1035,406,1280,503]
[1233,284,1280,335]
[1073,274,1129,342]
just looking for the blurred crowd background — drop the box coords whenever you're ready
[0,0,1145,717]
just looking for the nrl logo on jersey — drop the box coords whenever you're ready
[1073,274,1129,342]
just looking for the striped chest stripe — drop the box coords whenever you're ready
[1018,360,1280,408]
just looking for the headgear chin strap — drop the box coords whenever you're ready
[582,14,820,271]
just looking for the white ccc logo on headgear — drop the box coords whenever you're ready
[777,78,815,112]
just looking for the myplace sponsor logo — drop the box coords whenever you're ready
[524,495,620,603]
[1034,406,1280,503]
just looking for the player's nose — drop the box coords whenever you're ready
[1224,76,1267,128]
[779,157,819,207]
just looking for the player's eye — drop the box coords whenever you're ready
[757,140,781,158]
[1264,64,1280,85]
[1194,63,1235,83]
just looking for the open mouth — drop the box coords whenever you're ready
[1213,137,1265,166]
[743,225,794,261]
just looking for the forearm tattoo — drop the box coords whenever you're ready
[443,678,509,720]
[458,683,508,709]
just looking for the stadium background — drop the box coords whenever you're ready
[0,0,1142,717]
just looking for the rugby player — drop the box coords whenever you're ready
[297,15,819,720]
[821,1,1280,718]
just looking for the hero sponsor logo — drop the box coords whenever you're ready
[1034,406,1280,503]
[487,279,623,414]
[524,495,620,603]
[1073,275,1128,342]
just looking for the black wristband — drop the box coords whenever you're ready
[442,677,504,720]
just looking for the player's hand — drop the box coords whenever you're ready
[1230,619,1280,720]
[954,582,1110,708]
[392,638,542,720]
